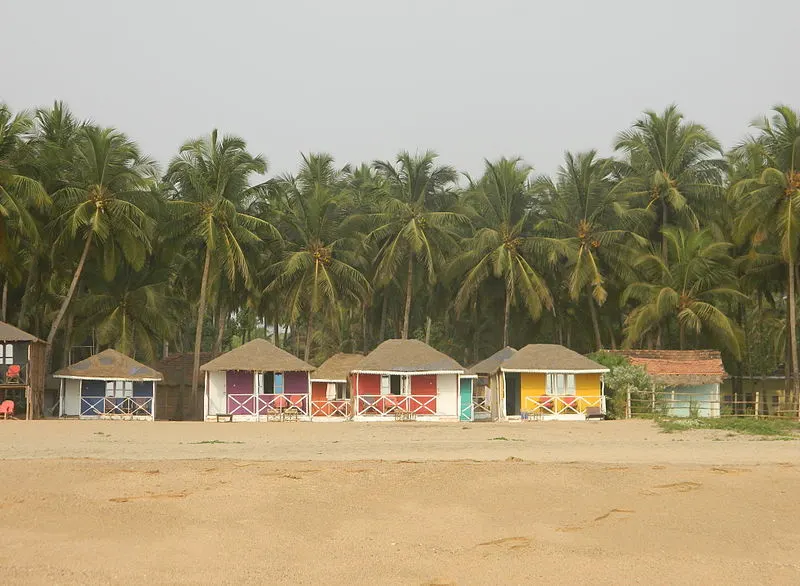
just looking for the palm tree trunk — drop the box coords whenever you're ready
[587,293,602,350]
[424,316,432,345]
[304,314,314,362]
[379,290,388,342]
[661,197,669,263]
[472,297,479,362]
[17,256,38,330]
[45,233,93,371]
[62,311,74,368]
[402,255,413,339]
[212,303,226,357]
[274,316,279,347]
[1,279,7,322]
[679,323,686,350]
[787,261,800,411]
[191,245,212,402]
[503,287,511,347]
[362,301,369,354]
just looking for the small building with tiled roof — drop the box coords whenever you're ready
[351,339,472,420]
[615,350,725,418]
[54,349,163,420]
[310,353,364,418]
[200,339,315,421]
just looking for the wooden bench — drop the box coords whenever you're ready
[585,407,605,420]
[215,413,234,423]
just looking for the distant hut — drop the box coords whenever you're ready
[200,338,315,421]
[491,344,609,420]
[152,352,211,420]
[0,321,46,419]
[310,353,363,418]
[468,346,517,420]
[54,349,163,420]
[617,350,726,417]
[351,339,470,420]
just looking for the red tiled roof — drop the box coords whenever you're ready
[615,350,726,385]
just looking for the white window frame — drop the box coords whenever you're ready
[546,373,576,396]
[1,344,12,365]
[105,380,134,399]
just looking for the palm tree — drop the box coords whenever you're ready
[164,130,276,399]
[45,126,158,369]
[536,151,647,349]
[0,105,49,263]
[614,105,725,261]
[72,264,178,362]
[622,227,744,356]
[266,154,369,361]
[731,105,800,407]
[369,151,464,338]
[454,157,552,347]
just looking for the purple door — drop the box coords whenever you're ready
[226,370,255,414]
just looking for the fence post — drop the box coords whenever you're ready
[626,389,631,419]
[651,389,656,415]
[755,391,760,419]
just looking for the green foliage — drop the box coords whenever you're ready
[3,98,800,411]
[656,417,800,437]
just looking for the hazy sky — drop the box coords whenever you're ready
[3,0,798,178]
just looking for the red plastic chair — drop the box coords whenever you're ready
[5,365,21,384]
[0,400,14,419]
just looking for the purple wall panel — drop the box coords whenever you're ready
[226,370,254,395]
[284,371,309,394]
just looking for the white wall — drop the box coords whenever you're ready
[207,371,226,415]
[63,379,81,416]
[437,373,458,416]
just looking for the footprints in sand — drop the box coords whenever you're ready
[558,508,636,532]
[477,536,532,551]
[711,467,751,475]
[593,508,636,522]
[641,481,702,496]
[109,491,188,503]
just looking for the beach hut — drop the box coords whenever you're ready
[200,338,315,421]
[618,350,725,417]
[499,344,609,420]
[310,353,363,418]
[0,321,46,419]
[468,346,517,420]
[351,339,468,420]
[54,349,162,420]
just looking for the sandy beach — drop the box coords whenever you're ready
[1,420,799,584]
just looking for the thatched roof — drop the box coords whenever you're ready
[354,339,464,373]
[311,353,364,382]
[468,346,517,375]
[615,350,726,386]
[54,349,163,381]
[501,344,609,372]
[153,352,212,386]
[200,338,314,372]
[0,321,40,343]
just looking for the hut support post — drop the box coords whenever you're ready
[152,382,157,421]
[755,391,759,419]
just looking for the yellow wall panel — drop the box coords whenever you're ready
[575,373,601,397]
[520,373,546,411]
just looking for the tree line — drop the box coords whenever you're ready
[1,101,799,406]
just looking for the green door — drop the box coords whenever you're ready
[459,378,473,421]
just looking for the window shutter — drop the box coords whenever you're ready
[380,376,390,395]
[545,374,552,395]
[567,375,576,395]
